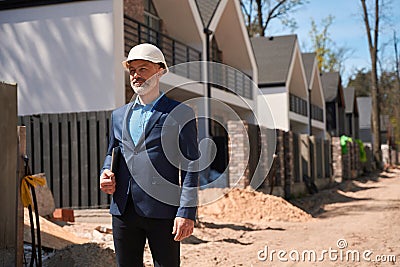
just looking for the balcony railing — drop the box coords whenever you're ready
[124,15,202,68]
[311,104,323,122]
[289,94,308,117]
[124,15,253,99]
[209,63,253,99]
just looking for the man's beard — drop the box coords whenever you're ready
[130,74,158,95]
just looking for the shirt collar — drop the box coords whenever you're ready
[133,92,164,110]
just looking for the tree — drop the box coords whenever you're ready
[240,0,308,37]
[379,71,398,114]
[379,71,399,149]
[394,31,400,96]
[308,15,353,74]
[360,0,382,166]
[347,69,372,97]
[390,31,400,145]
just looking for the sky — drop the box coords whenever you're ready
[265,0,400,85]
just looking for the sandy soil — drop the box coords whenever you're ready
[44,168,400,266]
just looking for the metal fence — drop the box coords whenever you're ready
[311,104,324,122]
[18,111,112,209]
[289,93,308,116]
[124,15,202,68]
[210,63,253,99]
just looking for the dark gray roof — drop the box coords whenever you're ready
[251,35,298,85]
[357,97,371,129]
[195,0,220,27]
[301,53,316,86]
[343,87,355,114]
[321,72,340,102]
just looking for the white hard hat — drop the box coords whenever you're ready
[122,43,168,72]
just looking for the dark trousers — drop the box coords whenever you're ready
[112,197,180,267]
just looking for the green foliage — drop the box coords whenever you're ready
[348,68,400,144]
[347,69,372,97]
[379,71,398,115]
[348,70,398,113]
[308,15,352,74]
[381,70,400,145]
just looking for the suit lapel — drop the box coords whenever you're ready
[122,101,136,152]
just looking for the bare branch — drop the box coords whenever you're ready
[241,0,308,36]
[263,0,288,33]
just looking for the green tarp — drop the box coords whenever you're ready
[340,135,367,163]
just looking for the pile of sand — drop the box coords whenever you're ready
[198,188,312,223]
[42,243,116,267]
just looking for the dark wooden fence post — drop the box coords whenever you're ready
[18,110,112,209]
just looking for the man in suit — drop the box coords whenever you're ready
[100,43,199,267]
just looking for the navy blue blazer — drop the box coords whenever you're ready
[101,95,199,221]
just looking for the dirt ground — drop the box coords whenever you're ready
[43,168,400,266]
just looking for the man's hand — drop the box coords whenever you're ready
[100,169,115,194]
[172,217,194,241]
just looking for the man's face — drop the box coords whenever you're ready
[128,60,162,87]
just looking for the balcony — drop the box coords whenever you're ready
[209,63,253,99]
[124,15,253,99]
[124,15,201,68]
[289,94,308,117]
[311,104,323,122]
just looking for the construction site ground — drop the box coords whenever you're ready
[37,168,400,266]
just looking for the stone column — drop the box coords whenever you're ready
[331,137,342,181]
[283,131,294,198]
[227,120,250,188]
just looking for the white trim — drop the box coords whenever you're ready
[188,0,208,104]
[160,72,204,96]
[289,111,309,125]
[207,0,227,32]
[309,57,316,89]
[296,43,309,94]
[232,0,258,95]
[113,0,124,108]
[188,0,206,44]
[212,87,254,110]
[259,86,287,94]
[311,119,325,130]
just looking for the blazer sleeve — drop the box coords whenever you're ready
[175,107,199,221]
[100,112,115,175]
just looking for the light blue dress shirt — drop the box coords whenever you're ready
[129,92,164,145]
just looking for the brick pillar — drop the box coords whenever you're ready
[353,142,360,177]
[309,136,317,181]
[283,131,294,198]
[349,142,354,179]
[342,141,351,180]
[300,134,310,179]
[227,120,250,188]
[259,126,272,189]
[275,130,285,187]
[331,137,342,181]
[124,0,145,22]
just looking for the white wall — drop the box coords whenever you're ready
[257,89,288,130]
[0,0,124,115]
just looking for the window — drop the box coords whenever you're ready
[143,0,160,31]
